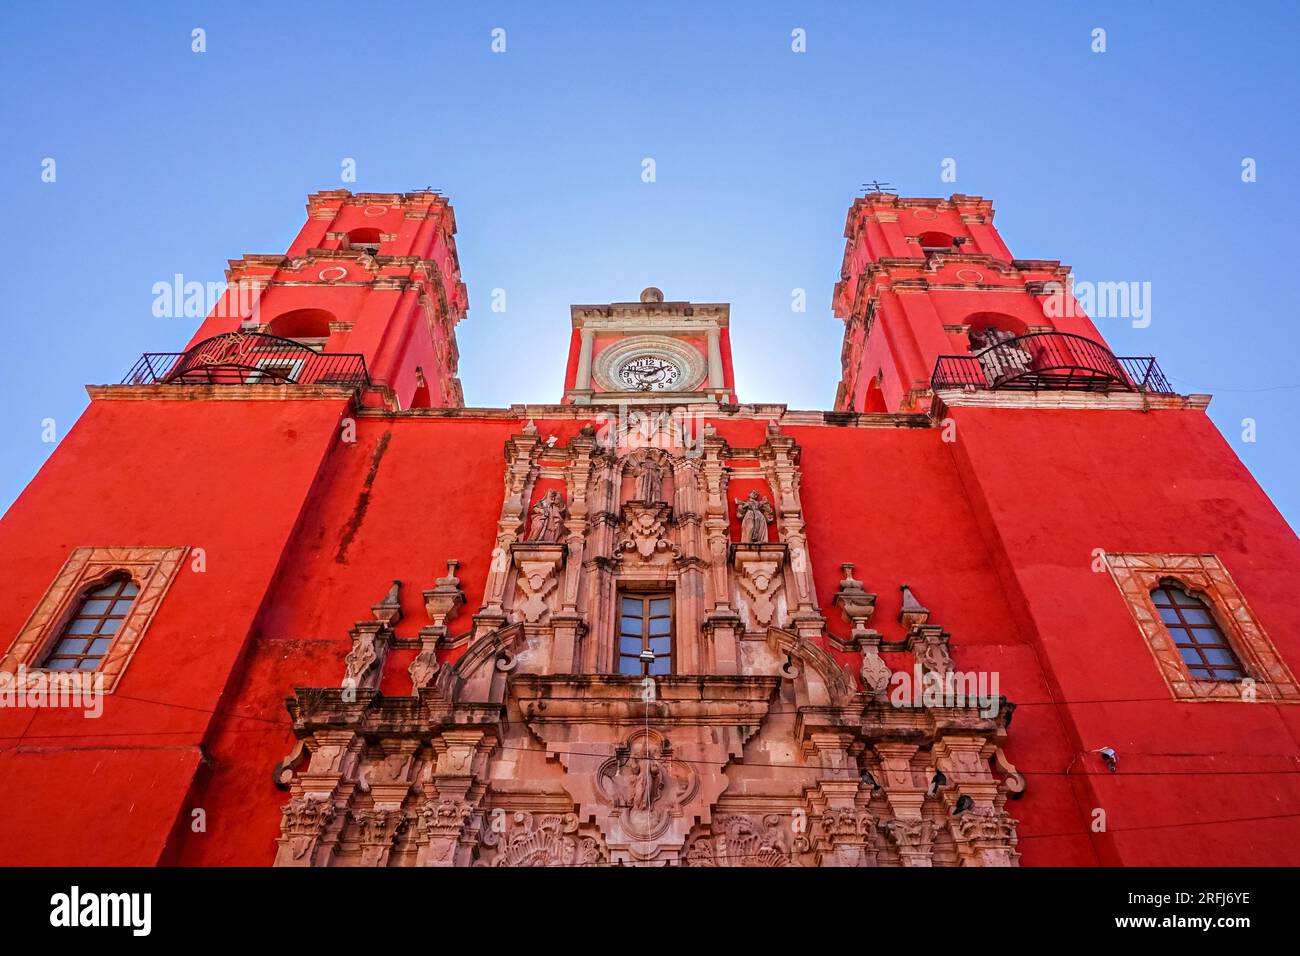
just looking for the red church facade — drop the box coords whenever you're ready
[1,189,1297,867]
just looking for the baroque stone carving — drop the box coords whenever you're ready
[597,732,699,842]
[911,628,953,678]
[351,807,409,866]
[732,544,787,629]
[736,491,775,544]
[952,807,1020,867]
[343,623,388,690]
[525,489,566,543]
[860,647,892,695]
[268,422,1023,869]
[277,795,337,866]
[510,544,565,624]
[479,811,605,867]
[615,502,679,563]
[371,579,402,626]
[635,455,665,504]
[685,814,807,866]
[882,817,936,867]
[408,649,440,691]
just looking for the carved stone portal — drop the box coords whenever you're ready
[272,420,1023,869]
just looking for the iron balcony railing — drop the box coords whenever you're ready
[931,331,1173,395]
[122,332,371,389]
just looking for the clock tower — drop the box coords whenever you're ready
[562,287,736,404]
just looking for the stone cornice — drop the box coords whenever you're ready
[931,390,1210,413]
[87,384,363,401]
[350,401,935,430]
[842,193,997,238]
[571,301,729,329]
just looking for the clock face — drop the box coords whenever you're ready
[617,355,682,391]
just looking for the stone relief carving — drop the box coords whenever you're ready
[685,814,808,866]
[343,623,387,690]
[479,811,606,867]
[511,545,564,624]
[732,545,786,629]
[615,503,679,563]
[597,732,699,842]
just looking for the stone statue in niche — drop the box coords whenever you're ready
[635,456,665,504]
[525,489,566,543]
[736,491,775,544]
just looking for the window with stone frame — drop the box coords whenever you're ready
[1,547,187,692]
[1106,552,1298,703]
[1150,581,1245,682]
[39,573,140,671]
[617,592,673,676]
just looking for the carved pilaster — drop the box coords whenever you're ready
[951,807,1020,867]
[414,797,475,867]
[352,807,409,868]
[276,795,340,867]
[818,805,877,867]
[758,425,822,636]
[881,816,936,868]
[477,425,544,632]
[700,430,734,615]
[874,742,933,866]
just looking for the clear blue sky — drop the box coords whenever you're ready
[2,2,1298,528]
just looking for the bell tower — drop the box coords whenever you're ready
[184,189,469,410]
[832,193,1111,413]
[563,287,736,404]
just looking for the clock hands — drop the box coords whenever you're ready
[623,358,678,390]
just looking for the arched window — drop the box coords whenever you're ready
[345,228,382,256]
[1151,583,1245,681]
[41,574,139,671]
[916,231,958,256]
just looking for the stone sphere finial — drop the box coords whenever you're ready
[640,287,664,303]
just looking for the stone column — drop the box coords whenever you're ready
[707,327,724,389]
[576,328,595,389]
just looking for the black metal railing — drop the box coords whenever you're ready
[122,332,370,388]
[930,331,1173,395]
